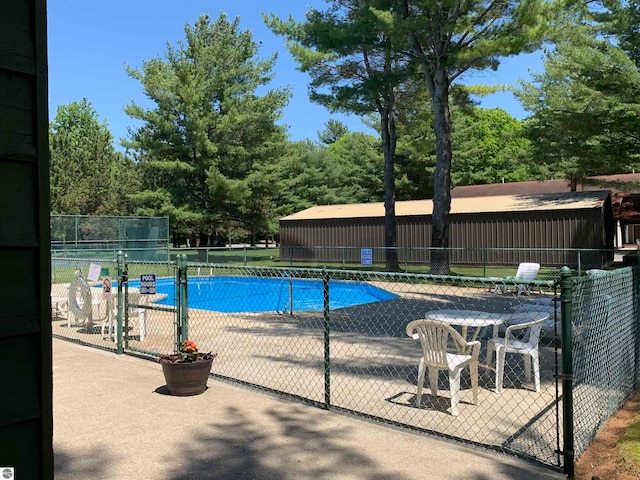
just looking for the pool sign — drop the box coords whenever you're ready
[361,248,373,266]
[88,263,101,282]
[102,278,112,299]
[140,274,156,294]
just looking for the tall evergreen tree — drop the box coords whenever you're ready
[389,0,551,273]
[270,0,551,272]
[123,13,290,245]
[50,98,136,216]
[517,2,640,188]
[267,1,414,271]
[317,119,350,145]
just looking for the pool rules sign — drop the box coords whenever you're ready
[361,248,373,266]
[140,274,156,295]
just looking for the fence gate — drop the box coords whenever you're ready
[119,253,186,359]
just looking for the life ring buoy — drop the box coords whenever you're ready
[68,270,93,325]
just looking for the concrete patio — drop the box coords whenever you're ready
[53,338,564,480]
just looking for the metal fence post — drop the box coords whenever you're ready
[116,251,124,355]
[288,275,293,316]
[180,253,189,342]
[323,269,331,410]
[560,266,575,478]
[577,250,582,276]
[483,248,487,277]
[405,247,408,271]
[174,255,183,352]
[123,260,130,350]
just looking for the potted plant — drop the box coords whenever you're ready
[159,340,217,396]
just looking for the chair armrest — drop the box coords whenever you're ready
[463,340,481,359]
[504,318,544,338]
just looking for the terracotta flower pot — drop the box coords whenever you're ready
[160,356,214,396]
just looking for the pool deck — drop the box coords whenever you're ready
[53,338,564,480]
[52,278,566,468]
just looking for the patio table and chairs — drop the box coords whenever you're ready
[407,309,551,413]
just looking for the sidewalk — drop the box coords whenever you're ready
[53,339,565,480]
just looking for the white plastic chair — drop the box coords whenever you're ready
[586,269,607,276]
[509,306,555,333]
[51,283,70,319]
[101,289,148,342]
[486,317,545,393]
[494,262,540,297]
[406,319,480,416]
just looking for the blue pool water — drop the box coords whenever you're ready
[128,275,397,313]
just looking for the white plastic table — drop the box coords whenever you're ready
[424,309,506,343]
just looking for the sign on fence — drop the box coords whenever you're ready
[361,248,373,266]
[88,263,101,282]
[140,274,156,294]
[102,278,112,299]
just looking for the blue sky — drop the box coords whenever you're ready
[47,1,544,146]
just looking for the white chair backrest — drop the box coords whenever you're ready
[586,269,607,276]
[123,289,149,313]
[525,319,544,348]
[406,320,468,368]
[506,318,544,348]
[515,263,540,281]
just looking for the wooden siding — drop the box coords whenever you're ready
[0,0,53,478]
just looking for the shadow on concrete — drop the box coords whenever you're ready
[162,403,414,480]
[54,447,110,479]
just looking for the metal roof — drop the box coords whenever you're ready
[280,190,610,221]
[450,173,640,198]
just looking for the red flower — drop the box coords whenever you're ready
[181,340,198,353]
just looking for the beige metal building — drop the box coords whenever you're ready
[279,191,614,268]
[451,174,640,247]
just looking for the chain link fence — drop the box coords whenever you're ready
[50,255,175,353]
[51,252,640,476]
[277,246,620,275]
[166,246,625,275]
[51,215,170,261]
[570,267,640,459]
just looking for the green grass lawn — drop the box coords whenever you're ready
[52,247,563,283]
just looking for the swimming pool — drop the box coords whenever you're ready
[128,275,398,313]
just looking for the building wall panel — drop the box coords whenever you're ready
[0,0,53,477]
[281,203,611,269]
[0,1,35,75]
[0,73,37,160]
[0,160,39,245]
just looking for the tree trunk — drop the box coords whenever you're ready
[430,67,452,275]
[381,109,400,272]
